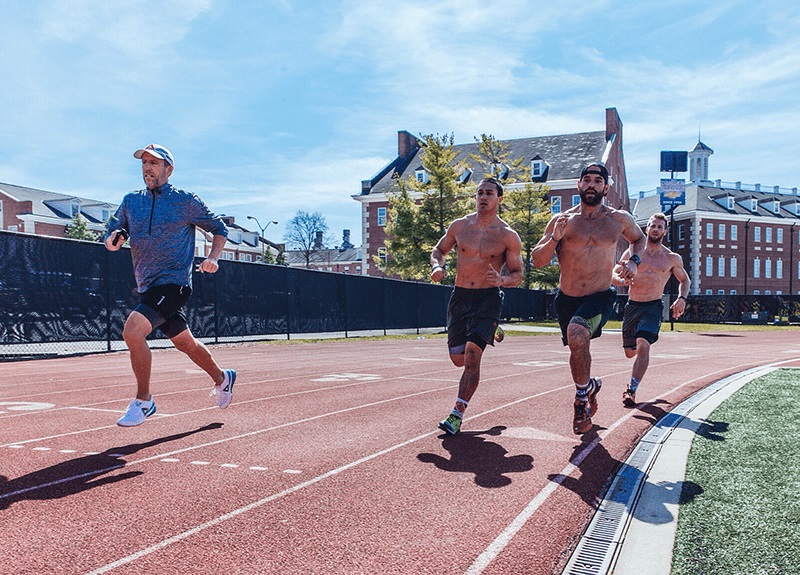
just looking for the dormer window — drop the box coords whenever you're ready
[70,203,80,217]
[415,169,429,184]
[715,195,734,210]
[795,203,800,216]
[493,163,510,180]
[531,160,546,177]
[458,168,472,184]
[750,198,758,212]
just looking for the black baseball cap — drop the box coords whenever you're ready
[579,164,609,183]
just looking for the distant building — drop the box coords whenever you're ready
[353,108,630,277]
[284,229,363,274]
[631,142,800,295]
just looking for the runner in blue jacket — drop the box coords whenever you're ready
[105,144,236,427]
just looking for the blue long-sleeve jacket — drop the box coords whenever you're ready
[105,182,228,292]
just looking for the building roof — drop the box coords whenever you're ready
[0,182,117,222]
[691,141,713,153]
[630,183,800,224]
[362,131,608,196]
[284,247,362,266]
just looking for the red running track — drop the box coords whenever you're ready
[2,330,799,575]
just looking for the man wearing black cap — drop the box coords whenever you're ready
[105,144,237,427]
[532,164,645,434]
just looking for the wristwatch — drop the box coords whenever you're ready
[629,254,641,266]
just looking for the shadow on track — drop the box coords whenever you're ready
[0,422,223,510]
[417,425,534,488]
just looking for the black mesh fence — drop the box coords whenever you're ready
[0,232,547,359]
[3,232,796,360]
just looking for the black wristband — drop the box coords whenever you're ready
[678,295,687,301]
[432,265,444,272]
[629,254,641,266]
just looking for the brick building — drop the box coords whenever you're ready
[631,142,800,295]
[353,108,630,277]
[0,181,272,263]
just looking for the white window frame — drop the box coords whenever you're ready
[415,170,429,184]
[531,160,546,177]
[572,194,580,207]
[705,256,713,276]
[730,256,737,277]
[377,207,387,227]
[378,247,387,263]
[754,226,761,242]
[550,196,561,214]
[705,223,713,239]
[777,228,784,243]
[718,224,725,240]
[766,227,773,243]
[718,256,725,277]
[730,224,737,241]
[678,224,685,241]
[754,258,761,278]
[777,259,783,279]
[765,259,772,279]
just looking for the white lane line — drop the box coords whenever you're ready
[81,385,572,575]
[0,385,450,504]
[462,359,774,575]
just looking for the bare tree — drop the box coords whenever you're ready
[283,210,330,268]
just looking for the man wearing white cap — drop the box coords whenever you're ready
[105,144,236,427]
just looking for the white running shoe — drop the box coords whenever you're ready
[117,397,156,427]
[213,369,236,409]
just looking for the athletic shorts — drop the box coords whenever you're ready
[446,287,503,354]
[554,288,616,346]
[622,299,663,349]
[134,284,192,339]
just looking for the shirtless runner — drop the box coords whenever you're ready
[430,177,523,435]
[532,164,645,434]
[612,212,691,406]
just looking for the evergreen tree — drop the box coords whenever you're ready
[471,134,557,289]
[64,214,99,242]
[379,133,473,281]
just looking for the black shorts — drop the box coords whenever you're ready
[622,299,663,348]
[554,288,616,346]
[135,284,192,339]
[447,287,503,354]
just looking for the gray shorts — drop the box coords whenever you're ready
[622,299,663,349]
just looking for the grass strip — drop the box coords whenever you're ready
[671,368,800,575]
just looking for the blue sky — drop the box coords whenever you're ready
[2,1,799,246]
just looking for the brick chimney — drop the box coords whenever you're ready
[398,130,419,158]
[314,231,323,249]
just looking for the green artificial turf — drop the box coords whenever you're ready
[671,368,800,575]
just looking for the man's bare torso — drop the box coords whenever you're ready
[453,214,512,288]
[556,207,627,296]
[627,244,677,302]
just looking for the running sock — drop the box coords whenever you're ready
[629,377,641,392]
[453,398,469,418]
[575,379,593,401]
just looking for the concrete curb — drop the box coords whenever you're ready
[561,364,778,575]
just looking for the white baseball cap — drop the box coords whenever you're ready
[133,143,174,166]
